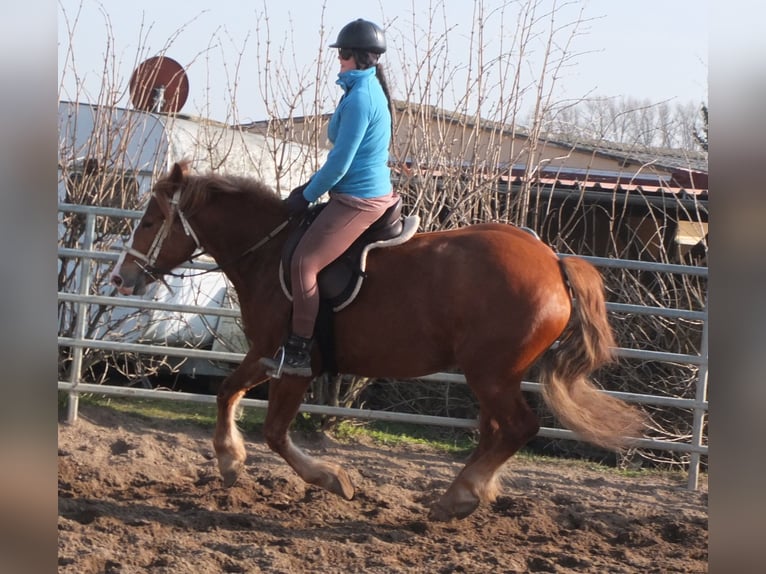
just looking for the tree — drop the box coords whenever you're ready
[537,96,704,150]
[693,104,708,152]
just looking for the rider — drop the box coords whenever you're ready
[260,18,399,378]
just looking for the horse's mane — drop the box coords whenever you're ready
[158,162,284,214]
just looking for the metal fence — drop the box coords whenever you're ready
[57,203,708,490]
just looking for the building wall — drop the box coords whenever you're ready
[252,103,677,181]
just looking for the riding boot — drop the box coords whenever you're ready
[259,333,313,378]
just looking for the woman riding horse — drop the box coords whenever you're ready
[260,18,400,377]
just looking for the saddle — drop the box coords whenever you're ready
[279,196,419,311]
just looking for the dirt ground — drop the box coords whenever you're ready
[58,404,708,573]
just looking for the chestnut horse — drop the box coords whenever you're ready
[112,162,644,521]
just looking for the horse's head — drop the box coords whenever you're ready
[111,162,200,295]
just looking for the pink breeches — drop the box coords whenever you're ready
[290,192,398,338]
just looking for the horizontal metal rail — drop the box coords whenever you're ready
[58,290,705,325]
[57,381,707,456]
[561,253,708,277]
[58,203,143,218]
[58,248,220,270]
[59,334,709,412]
[57,202,708,276]
[58,292,241,318]
[57,336,708,430]
[58,325,706,368]
[58,337,245,364]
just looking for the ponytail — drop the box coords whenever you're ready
[374,64,394,135]
[351,50,395,136]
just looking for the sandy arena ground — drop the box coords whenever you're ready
[58,403,708,573]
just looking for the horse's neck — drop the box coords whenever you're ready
[200,215,287,298]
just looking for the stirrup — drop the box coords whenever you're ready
[259,343,312,379]
[259,346,287,378]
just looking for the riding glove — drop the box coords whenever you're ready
[284,183,310,214]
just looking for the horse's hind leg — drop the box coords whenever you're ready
[263,377,355,500]
[429,376,539,521]
[214,354,269,486]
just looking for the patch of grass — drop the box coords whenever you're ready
[512,447,696,481]
[334,421,697,481]
[62,394,703,484]
[332,420,476,456]
[73,393,267,433]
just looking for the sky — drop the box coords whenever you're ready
[58,0,709,125]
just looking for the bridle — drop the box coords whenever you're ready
[123,190,201,271]
[123,189,290,284]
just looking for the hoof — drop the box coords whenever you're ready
[428,502,453,522]
[335,470,355,500]
[221,468,240,488]
[428,496,480,522]
[217,456,244,487]
[320,468,355,500]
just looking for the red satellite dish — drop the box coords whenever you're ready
[129,56,189,114]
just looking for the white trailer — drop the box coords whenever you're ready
[58,101,325,375]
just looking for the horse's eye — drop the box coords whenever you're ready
[141,221,154,229]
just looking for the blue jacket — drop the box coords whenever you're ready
[302,67,392,202]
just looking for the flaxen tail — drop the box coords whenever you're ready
[539,257,645,451]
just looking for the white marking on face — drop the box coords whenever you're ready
[112,221,139,280]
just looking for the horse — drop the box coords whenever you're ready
[111,161,644,521]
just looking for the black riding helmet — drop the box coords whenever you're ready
[329,18,386,54]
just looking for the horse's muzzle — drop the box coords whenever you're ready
[111,270,147,296]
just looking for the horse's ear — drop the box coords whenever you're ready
[154,162,188,220]
[169,161,188,183]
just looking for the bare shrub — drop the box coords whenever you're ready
[58,1,706,470]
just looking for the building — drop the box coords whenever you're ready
[242,100,708,263]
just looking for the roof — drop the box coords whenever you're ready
[538,134,708,191]
[391,100,708,194]
[58,100,325,195]
[548,136,708,173]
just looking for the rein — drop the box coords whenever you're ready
[179,217,291,278]
[238,219,291,258]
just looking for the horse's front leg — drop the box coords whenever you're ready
[264,376,355,500]
[214,355,269,487]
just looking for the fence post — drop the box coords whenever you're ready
[687,305,709,490]
[66,211,96,424]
